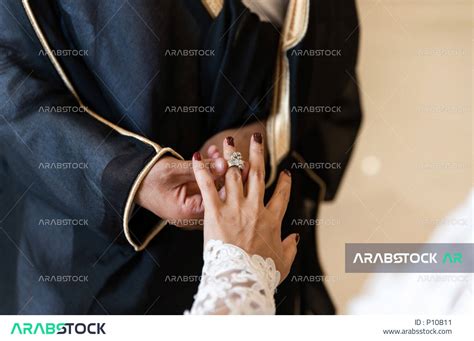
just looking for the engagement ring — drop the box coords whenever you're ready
[227,152,244,170]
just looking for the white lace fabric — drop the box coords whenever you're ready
[187,240,281,315]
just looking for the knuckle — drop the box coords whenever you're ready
[277,188,289,199]
[247,206,260,218]
[250,167,264,180]
[271,220,281,230]
[229,170,241,182]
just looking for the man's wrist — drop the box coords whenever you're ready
[134,156,168,212]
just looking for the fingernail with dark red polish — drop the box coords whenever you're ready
[253,132,263,144]
[283,169,291,177]
[226,136,234,146]
[193,152,202,161]
[295,234,300,245]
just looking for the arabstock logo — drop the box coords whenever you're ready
[352,252,462,264]
[10,323,106,335]
[345,243,473,273]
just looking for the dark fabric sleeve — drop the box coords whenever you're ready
[0,1,164,248]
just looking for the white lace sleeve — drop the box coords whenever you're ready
[186,240,281,315]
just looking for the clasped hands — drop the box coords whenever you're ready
[135,123,298,281]
[135,122,264,226]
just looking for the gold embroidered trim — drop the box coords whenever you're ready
[22,0,181,251]
[22,0,162,153]
[124,147,184,251]
[266,0,310,188]
[201,0,224,18]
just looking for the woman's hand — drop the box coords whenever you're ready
[192,133,299,283]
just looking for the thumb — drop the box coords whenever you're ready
[281,233,299,280]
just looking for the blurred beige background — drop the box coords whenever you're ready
[318,0,473,313]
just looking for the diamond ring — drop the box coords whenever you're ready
[227,152,244,170]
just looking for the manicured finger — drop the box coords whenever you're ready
[184,171,223,200]
[223,136,244,200]
[266,170,292,220]
[174,157,226,185]
[223,136,235,160]
[280,233,299,282]
[246,133,265,203]
[192,152,221,208]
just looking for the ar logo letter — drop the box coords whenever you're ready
[442,252,462,264]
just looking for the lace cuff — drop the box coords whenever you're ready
[187,240,281,315]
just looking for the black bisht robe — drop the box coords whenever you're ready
[0,0,361,314]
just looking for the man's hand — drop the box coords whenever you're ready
[135,156,227,227]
